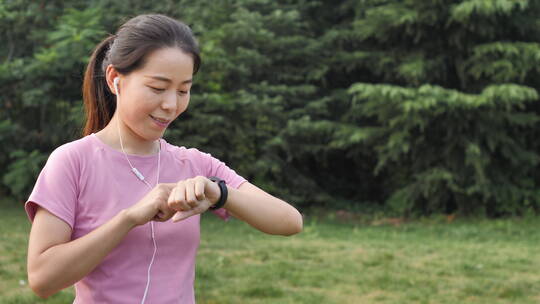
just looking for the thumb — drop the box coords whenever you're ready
[161,182,177,191]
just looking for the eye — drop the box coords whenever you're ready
[148,86,165,93]
[177,90,188,96]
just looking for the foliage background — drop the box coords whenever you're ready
[1,0,539,217]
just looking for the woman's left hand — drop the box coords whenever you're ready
[168,176,221,222]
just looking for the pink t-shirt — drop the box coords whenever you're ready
[25,133,247,303]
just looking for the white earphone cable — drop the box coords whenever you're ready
[114,78,160,304]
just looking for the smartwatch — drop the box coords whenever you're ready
[208,176,228,210]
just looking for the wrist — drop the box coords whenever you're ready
[119,208,138,229]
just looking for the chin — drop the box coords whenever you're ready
[136,130,163,142]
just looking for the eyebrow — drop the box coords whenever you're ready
[144,75,192,84]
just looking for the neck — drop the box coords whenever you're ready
[96,115,160,156]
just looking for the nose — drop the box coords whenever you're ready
[161,90,177,112]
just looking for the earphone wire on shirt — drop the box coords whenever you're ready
[115,78,160,304]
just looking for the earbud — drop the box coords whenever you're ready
[113,77,119,95]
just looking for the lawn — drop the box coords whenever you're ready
[1,202,539,303]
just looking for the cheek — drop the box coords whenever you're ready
[122,91,155,119]
[177,96,190,115]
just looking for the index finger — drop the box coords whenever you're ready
[195,179,205,201]
[172,209,198,222]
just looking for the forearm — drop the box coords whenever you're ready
[223,184,303,236]
[30,209,136,298]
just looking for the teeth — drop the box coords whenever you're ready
[151,115,168,123]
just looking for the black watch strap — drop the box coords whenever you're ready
[208,176,228,210]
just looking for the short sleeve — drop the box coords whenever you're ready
[24,145,79,229]
[197,150,247,220]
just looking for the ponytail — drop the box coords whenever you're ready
[82,35,117,136]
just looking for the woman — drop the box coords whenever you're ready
[25,14,302,303]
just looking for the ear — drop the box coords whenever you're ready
[105,64,120,95]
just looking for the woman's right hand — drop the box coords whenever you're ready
[124,183,177,226]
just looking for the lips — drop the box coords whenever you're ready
[149,115,171,127]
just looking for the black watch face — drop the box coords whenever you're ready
[209,176,224,183]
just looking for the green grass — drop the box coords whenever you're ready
[1,203,539,303]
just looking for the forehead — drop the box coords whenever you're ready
[136,47,194,81]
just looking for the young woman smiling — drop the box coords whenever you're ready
[25,14,302,303]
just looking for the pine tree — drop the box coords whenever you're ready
[342,0,540,215]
